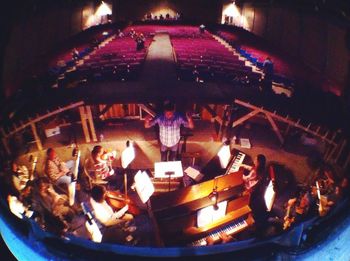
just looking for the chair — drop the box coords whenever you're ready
[83,157,108,191]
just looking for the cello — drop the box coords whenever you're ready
[105,190,142,216]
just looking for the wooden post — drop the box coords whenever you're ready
[30,123,43,151]
[218,105,230,141]
[79,106,91,143]
[343,153,350,170]
[86,106,97,142]
[334,139,347,163]
[0,128,11,155]
[265,113,284,145]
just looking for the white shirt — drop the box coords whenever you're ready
[90,198,127,226]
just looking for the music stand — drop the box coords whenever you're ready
[217,143,231,169]
[121,141,135,199]
[154,161,183,192]
[264,180,276,212]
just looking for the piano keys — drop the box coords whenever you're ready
[225,149,251,175]
[190,215,254,246]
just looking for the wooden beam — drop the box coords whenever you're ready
[5,101,84,138]
[265,113,284,145]
[86,105,97,142]
[0,128,10,155]
[343,153,350,170]
[202,105,223,125]
[138,104,156,118]
[232,109,260,128]
[334,139,347,163]
[98,104,114,119]
[234,99,336,145]
[30,123,43,151]
[79,106,91,143]
[218,105,230,141]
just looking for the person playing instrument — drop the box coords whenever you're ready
[34,177,75,231]
[45,148,74,187]
[241,154,266,191]
[283,191,312,230]
[90,185,133,227]
[205,231,234,246]
[85,145,120,189]
[11,161,30,193]
[144,102,194,162]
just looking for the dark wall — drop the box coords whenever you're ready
[1,1,96,98]
[113,0,222,23]
[240,4,349,95]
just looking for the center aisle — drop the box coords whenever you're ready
[140,33,177,90]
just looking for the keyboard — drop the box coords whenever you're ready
[190,216,251,246]
[228,152,246,173]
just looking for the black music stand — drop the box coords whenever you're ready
[154,161,184,192]
[165,171,175,192]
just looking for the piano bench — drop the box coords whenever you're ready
[181,152,201,166]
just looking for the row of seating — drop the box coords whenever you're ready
[217,30,295,87]
[171,33,259,84]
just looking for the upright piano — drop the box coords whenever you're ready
[150,168,254,246]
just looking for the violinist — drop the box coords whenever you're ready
[283,191,312,230]
[85,145,120,189]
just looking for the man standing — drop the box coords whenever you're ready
[144,103,194,161]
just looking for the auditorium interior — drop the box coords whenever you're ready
[0,0,350,260]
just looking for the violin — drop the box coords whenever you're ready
[283,200,295,230]
[101,149,117,161]
[105,190,142,216]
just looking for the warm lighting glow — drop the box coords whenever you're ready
[95,1,112,16]
[217,143,231,168]
[197,201,227,228]
[221,2,249,29]
[85,14,97,28]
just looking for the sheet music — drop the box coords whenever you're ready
[264,180,276,211]
[134,170,155,203]
[184,166,204,182]
[121,145,135,169]
[154,161,183,178]
[197,201,228,228]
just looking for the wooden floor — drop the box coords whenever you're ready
[16,119,320,185]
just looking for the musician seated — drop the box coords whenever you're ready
[11,161,30,193]
[90,185,133,227]
[33,178,75,231]
[45,148,74,187]
[205,231,235,246]
[7,194,33,219]
[84,145,120,189]
[241,154,266,192]
[282,191,312,230]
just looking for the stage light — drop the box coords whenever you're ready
[96,1,112,16]
[222,2,241,24]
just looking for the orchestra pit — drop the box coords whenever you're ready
[0,0,350,260]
